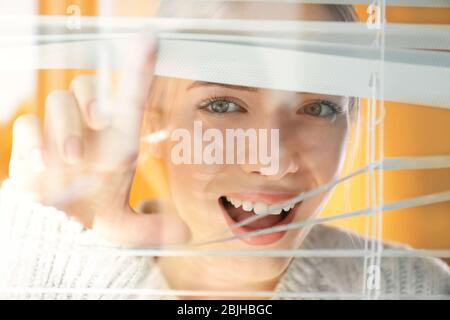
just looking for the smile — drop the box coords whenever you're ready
[218,193,302,246]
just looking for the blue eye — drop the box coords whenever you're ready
[199,97,245,113]
[300,100,342,118]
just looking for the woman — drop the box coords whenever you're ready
[0,2,449,299]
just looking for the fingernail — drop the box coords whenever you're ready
[89,100,110,129]
[64,136,83,164]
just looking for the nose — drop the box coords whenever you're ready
[239,98,300,180]
[240,145,299,180]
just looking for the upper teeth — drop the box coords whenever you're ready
[226,196,295,215]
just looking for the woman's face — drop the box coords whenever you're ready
[156,79,351,280]
[151,3,353,283]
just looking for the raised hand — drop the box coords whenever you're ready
[8,32,189,247]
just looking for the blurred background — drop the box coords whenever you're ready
[0,0,449,260]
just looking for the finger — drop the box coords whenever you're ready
[45,90,84,165]
[9,115,45,180]
[94,208,190,247]
[70,75,110,130]
[111,32,158,156]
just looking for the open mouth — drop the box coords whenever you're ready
[218,195,301,245]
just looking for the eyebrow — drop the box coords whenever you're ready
[187,81,259,92]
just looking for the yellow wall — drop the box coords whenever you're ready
[0,2,448,253]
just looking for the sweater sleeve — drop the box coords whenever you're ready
[0,179,169,300]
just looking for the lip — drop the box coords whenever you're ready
[218,194,301,246]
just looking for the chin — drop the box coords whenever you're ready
[227,255,292,282]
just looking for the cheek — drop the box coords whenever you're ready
[161,105,233,228]
[318,133,348,180]
[297,120,349,183]
[163,140,227,234]
[289,120,349,225]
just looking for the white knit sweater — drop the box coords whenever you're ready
[0,180,449,300]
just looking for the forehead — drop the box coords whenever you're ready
[157,2,343,21]
[184,80,349,104]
